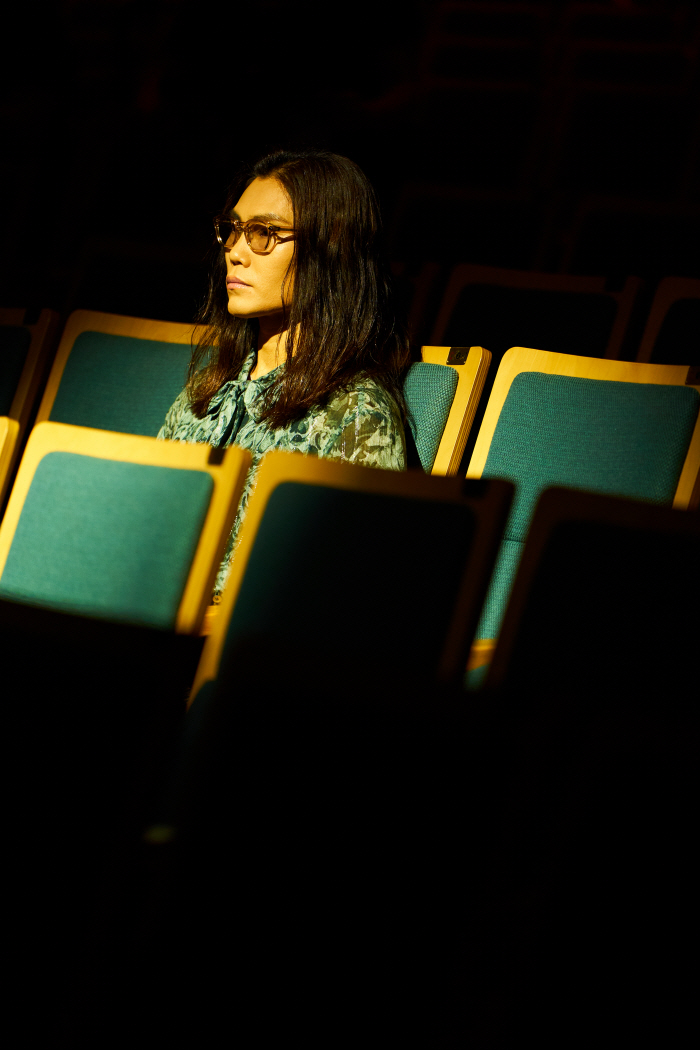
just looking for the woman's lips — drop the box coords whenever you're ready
[227,277,250,288]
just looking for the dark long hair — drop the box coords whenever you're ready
[187,148,411,427]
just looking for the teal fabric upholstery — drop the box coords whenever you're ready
[0,452,213,629]
[474,537,524,641]
[476,372,700,639]
[49,331,193,436]
[0,326,31,415]
[404,362,459,472]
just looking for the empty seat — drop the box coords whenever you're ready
[485,485,700,714]
[467,347,700,647]
[405,344,491,474]
[191,449,514,705]
[35,309,196,437]
[431,264,641,470]
[476,486,700,1028]
[0,421,251,633]
[432,264,639,359]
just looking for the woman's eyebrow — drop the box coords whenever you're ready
[230,210,291,223]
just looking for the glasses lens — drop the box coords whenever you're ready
[246,222,271,253]
[216,219,236,248]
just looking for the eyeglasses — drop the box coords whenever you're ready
[214,217,295,255]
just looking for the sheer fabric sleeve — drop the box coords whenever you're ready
[318,386,407,471]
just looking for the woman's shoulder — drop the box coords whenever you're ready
[323,375,402,424]
[303,375,406,468]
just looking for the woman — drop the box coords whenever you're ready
[159,148,411,597]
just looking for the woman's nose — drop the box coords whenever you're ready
[228,238,250,265]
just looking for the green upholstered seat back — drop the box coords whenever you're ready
[0,452,213,629]
[403,362,459,472]
[476,372,700,640]
[485,373,700,538]
[0,326,32,415]
[49,331,192,436]
[218,480,477,681]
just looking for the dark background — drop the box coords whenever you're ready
[2,0,700,343]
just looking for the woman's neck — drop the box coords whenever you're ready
[249,318,292,380]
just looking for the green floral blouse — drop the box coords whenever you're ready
[158,350,406,594]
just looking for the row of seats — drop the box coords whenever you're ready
[3,268,698,495]
[0,311,697,676]
[3,396,695,746]
[401,264,700,366]
[0,306,491,511]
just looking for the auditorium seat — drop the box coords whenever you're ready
[0,423,250,988]
[430,264,641,472]
[405,344,491,474]
[35,309,195,437]
[484,485,700,711]
[0,421,250,633]
[431,264,639,361]
[466,347,700,665]
[473,486,700,1031]
[543,2,697,202]
[149,450,512,908]
[189,449,513,707]
[140,448,514,1030]
[419,2,553,85]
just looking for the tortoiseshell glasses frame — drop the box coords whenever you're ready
[214,217,295,255]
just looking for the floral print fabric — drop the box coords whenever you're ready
[158,350,406,594]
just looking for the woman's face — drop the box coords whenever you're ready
[224,177,295,327]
